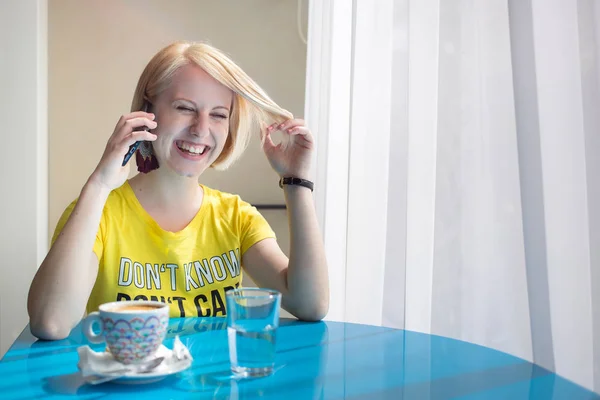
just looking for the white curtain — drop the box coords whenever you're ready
[305,0,600,392]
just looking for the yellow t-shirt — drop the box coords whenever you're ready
[52,182,276,318]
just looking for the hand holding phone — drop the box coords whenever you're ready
[122,102,151,166]
[88,103,156,192]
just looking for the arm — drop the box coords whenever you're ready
[27,181,107,340]
[243,185,329,321]
[27,110,157,340]
[243,119,329,321]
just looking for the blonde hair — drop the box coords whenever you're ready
[131,41,293,170]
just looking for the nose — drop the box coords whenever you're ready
[191,112,210,137]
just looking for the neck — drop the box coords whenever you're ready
[129,167,203,211]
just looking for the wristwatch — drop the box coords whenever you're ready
[279,177,314,191]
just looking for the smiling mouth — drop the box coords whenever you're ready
[175,140,209,156]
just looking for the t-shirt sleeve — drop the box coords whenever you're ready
[51,199,105,260]
[238,200,277,255]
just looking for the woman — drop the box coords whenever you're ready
[27,41,329,340]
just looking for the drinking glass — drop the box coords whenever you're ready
[225,288,281,377]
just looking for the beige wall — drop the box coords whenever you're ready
[49,0,307,254]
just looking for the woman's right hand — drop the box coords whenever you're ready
[88,111,158,191]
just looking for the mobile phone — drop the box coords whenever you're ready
[122,102,151,166]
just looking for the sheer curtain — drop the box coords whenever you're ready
[305,0,600,391]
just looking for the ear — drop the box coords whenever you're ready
[142,99,153,113]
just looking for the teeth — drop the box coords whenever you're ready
[178,142,207,155]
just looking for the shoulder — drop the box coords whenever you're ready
[200,185,274,243]
[201,185,260,219]
[104,183,131,208]
[65,184,133,227]
[201,185,250,208]
[52,183,131,244]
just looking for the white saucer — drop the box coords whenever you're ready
[78,338,193,385]
[95,357,192,384]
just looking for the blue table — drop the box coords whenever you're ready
[1,318,598,399]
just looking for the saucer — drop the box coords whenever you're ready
[78,337,193,385]
[94,356,192,384]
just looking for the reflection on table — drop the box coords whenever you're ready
[0,317,598,399]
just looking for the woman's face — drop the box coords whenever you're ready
[150,64,233,178]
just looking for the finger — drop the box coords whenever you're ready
[120,131,157,149]
[123,117,158,134]
[106,130,153,161]
[277,118,305,131]
[284,124,308,134]
[130,130,157,142]
[286,126,310,136]
[262,123,278,145]
[288,128,314,148]
[114,111,156,130]
[129,111,155,119]
[261,129,277,152]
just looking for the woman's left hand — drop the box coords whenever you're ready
[262,119,314,179]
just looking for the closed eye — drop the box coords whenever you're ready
[176,106,194,112]
[212,114,228,120]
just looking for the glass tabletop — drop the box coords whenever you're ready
[0,318,598,399]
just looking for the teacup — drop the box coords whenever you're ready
[81,300,170,364]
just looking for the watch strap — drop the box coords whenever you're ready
[279,177,314,191]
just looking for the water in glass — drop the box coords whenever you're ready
[226,288,281,378]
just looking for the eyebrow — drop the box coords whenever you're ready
[174,97,230,112]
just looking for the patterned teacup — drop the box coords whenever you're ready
[81,300,170,364]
